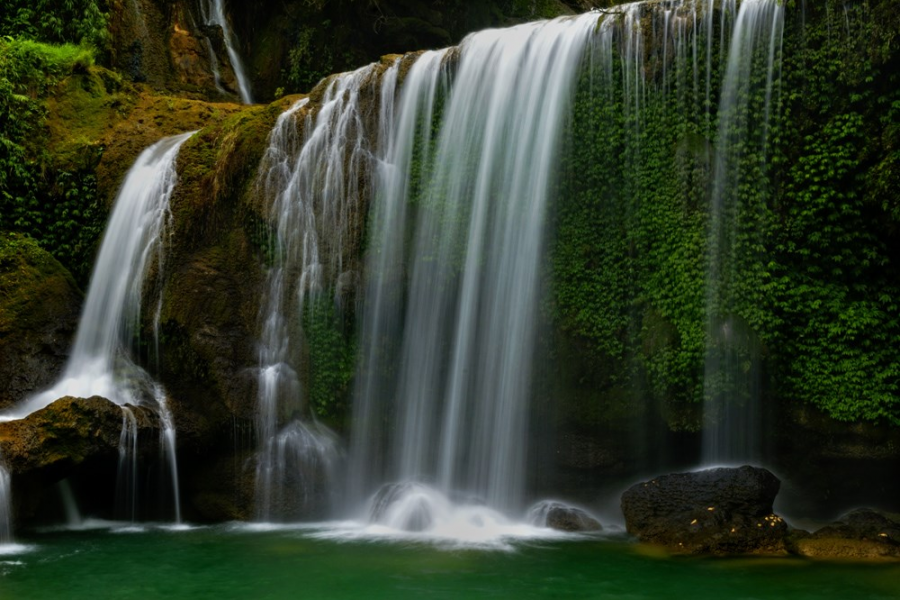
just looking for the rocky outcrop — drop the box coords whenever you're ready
[0,234,82,411]
[792,509,900,559]
[621,466,791,555]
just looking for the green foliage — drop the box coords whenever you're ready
[303,296,356,421]
[0,38,105,286]
[283,23,341,94]
[0,0,109,49]
[551,0,900,428]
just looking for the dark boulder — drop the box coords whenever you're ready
[369,482,440,531]
[792,508,900,559]
[528,500,602,532]
[621,466,791,554]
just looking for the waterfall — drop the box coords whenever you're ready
[252,60,398,519]
[202,0,254,104]
[2,132,195,522]
[702,0,784,464]
[350,14,597,516]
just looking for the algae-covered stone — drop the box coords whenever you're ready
[792,508,900,560]
[0,396,156,476]
[0,233,82,410]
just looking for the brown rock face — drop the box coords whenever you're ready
[621,466,791,555]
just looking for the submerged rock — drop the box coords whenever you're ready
[528,500,602,532]
[369,482,444,531]
[621,466,791,555]
[792,508,900,559]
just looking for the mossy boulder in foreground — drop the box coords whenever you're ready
[621,466,791,555]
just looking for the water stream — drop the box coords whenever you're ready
[0,462,11,544]
[702,0,784,465]
[202,0,254,103]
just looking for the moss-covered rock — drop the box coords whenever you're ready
[0,396,156,476]
[0,395,158,522]
[0,233,82,411]
[792,509,900,560]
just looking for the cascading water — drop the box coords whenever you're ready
[702,0,784,465]
[202,0,254,104]
[252,61,393,519]
[2,132,195,522]
[349,14,598,523]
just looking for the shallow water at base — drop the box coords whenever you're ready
[1,525,898,599]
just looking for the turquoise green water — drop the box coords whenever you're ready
[1,525,898,599]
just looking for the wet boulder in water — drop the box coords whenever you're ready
[369,482,448,532]
[528,500,602,532]
[621,466,791,554]
[792,508,900,559]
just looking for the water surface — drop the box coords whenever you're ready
[1,524,897,599]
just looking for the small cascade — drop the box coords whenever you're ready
[202,0,254,103]
[253,61,395,519]
[57,480,82,527]
[350,14,597,518]
[702,0,784,464]
[257,421,341,521]
[3,132,195,522]
[156,390,182,523]
[0,461,11,543]
[116,407,140,521]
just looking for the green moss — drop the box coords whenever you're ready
[0,232,79,333]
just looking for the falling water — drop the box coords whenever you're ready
[350,14,597,519]
[702,0,784,464]
[253,61,395,519]
[57,480,82,527]
[0,462,11,543]
[202,0,254,103]
[3,132,195,522]
[116,406,140,520]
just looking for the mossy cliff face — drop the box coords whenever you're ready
[0,234,82,411]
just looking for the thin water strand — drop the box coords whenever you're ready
[203,0,254,103]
